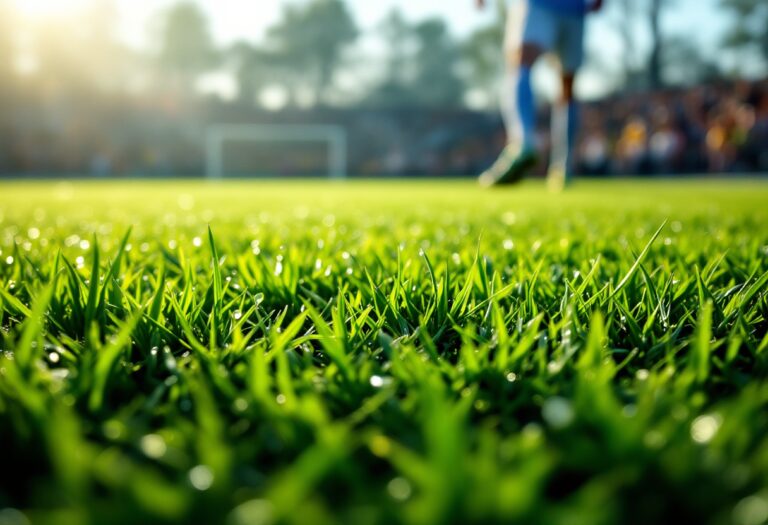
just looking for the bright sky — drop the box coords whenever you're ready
[106,0,725,53]
[12,0,725,56]
[11,0,730,101]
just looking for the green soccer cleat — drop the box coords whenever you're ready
[479,146,538,187]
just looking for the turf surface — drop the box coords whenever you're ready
[1,179,767,525]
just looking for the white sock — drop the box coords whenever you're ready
[501,69,522,149]
[550,103,568,170]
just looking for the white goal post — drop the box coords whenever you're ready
[204,124,348,179]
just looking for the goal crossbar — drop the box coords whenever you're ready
[205,124,348,179]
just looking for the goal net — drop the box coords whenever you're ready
[204,124,348,179]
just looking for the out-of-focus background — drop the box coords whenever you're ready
[0,0,765,179]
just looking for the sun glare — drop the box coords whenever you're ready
[13,0,89,18]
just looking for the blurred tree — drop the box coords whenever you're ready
[265,0,358,106]
[364,9,417,107]
[612,0,681,89]
[461,15,505,109]
[721,0,768,74]
[662,37,721,86]
[228,42,272,107]
[411,19,465,107]
[581,0,643,93]
[157,2,217,94]
[647,0,663,88]
[365,13,464,109]
[380,9,413,88]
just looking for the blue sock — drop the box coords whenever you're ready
[516,66,536,151]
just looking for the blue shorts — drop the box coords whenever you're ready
[521,2,586,72]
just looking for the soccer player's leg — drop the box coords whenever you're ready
[479,43,543,187]
[548,14,585,191]
[499,0,526,146]
[480,5,554,187]
[548,72,577,191]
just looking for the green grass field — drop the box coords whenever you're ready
[1,179,767,525]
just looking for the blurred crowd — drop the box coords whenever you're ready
[365,78,768,177]
[2,79,767,178]
[573,79,768,176]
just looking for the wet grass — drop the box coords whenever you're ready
[0,179,767,525]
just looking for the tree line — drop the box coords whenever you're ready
[0,0,766,113]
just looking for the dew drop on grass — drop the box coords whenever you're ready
[542,397,575,429]
[732,495,768,525]
[547,361,563,375]
[502,212,517,225]
[0,507,31,525]
[192,236,202,247]
[233,311,243,320]
[140,434,167,459]
[189,465,214,491]
[636,369,650,381]
[48,352,59,364]
[644,430,665,449]
[275,394,287,405]
[5,256,13,265]
[177,194,195,210]
[103,420,124,440]
[622,404,638,418]
[229,499,274,525]
[75,256,85,268]
[369,435,391,457]
[691,414,722,444]
[503,239,514,250]
[506,372,517,383]
[474,399,490,412]
[369,375,384,388]
[387,477,412,501]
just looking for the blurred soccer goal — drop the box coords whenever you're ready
[204,124,348,179]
